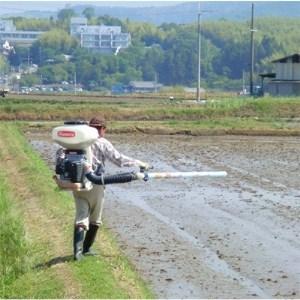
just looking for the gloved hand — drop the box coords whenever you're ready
[83,162,93,174]
[138,161,151,171]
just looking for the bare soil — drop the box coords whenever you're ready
[28,132,300,299]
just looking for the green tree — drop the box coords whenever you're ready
[57,8,76,30]
[82,7,95,20]
[13,17,53,31]
[7,46,28,68]
[96,15,123,26]
[19,74,41,87]
[140,46,164,81]
[0,56,9,74]
[36,29,78,56]
[38,64,68,83]
[5,14,300,91]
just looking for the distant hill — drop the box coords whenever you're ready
[70,2,300,24]
[72,1,300,25]
[2,2,300,24]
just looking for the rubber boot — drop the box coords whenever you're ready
[83,224,99,256]
[73,226,85,261]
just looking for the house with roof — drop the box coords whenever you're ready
[266,53,300,96]
[128,81,163,93]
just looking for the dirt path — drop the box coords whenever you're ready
[29,133,300,298]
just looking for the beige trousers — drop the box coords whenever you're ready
[73,184,105,230]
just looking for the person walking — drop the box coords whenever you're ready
[57,117,149,261]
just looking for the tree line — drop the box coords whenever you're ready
[5,8,300,91]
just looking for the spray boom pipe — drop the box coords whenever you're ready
[85,170,227,185]
[137,171,227,181]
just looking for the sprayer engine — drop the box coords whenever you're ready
[55,149,87,183]
[52,121,99,191]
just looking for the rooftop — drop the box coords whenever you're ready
[272,53,300,63]
[129,81,163,88]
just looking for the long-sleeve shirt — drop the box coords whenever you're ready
[91,137,141,171]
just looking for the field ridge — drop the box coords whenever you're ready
[0,122,153,299]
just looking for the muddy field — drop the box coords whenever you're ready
[28,132,300,299]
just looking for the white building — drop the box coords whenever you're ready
[70,17,131,54]
[0,19,44,47]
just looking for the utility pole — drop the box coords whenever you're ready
[39,46,42,66]
[249,3,255,96]
[242,70,246,94]
[154,72,158,93]
[196,3,212,102]
[27,48,30,67]
[197,11,201,102]
[74,71,77,95]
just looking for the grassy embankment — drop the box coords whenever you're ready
[0,122,154,299]
[2,95,300,135]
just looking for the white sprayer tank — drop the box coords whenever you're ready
[52,124,98,149]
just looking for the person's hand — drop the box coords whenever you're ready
[139,161,150,171]
[83,162,92,174]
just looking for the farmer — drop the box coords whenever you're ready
[68,117,149,261]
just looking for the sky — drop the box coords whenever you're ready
[0,1,183,14]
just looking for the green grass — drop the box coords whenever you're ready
[106,117,291,131]
[4,95,300,137]
[0,129,67,298]
[4,270,65,299]
[0,170,29,294]
[0,122,154,299]
[73,258,131,298]
[0,169,65,299]
[2,95,300,123]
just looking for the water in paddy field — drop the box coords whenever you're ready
[27,130,300,299]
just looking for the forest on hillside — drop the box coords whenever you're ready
[4,8,300,91]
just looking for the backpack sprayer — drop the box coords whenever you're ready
[52,121,227,191]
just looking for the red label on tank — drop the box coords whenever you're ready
[57,130,76,137]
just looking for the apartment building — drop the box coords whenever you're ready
[0,19,43,47]
[70,17,131,54]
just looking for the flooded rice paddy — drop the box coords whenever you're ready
[27,131,300,299]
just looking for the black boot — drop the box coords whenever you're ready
[73,226,85,261]
[83,224,99,256]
